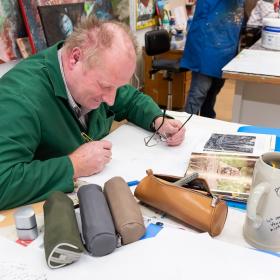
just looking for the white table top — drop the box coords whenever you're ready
[1,112,279,279]
[82,112,242,186]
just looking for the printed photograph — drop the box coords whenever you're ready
[203,133,256,153]
[186,152,259,201]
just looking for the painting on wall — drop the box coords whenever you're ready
[0,1,26,62]
[136,0,156,30]
[111,0,130,25]
[84,0,113,20]
[18,0,48,53]
[38,3,85,46]
[19,0,114,53]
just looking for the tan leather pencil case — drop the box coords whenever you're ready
[104,176,145,245]
[134,170,228,237]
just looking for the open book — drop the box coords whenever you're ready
[185,132,276,202]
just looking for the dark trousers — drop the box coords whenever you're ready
[185,72,225,118]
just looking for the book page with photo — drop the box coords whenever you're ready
[186,152,258,202]
[185,132,276,202]
[193,132,276,156]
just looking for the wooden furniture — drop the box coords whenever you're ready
[143,48,191,110]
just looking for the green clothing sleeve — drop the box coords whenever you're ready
[0,93,74,210]
[112,84,163,130]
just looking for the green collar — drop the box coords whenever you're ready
[44,41,68,99]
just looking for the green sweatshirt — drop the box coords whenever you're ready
[0,42,162,210]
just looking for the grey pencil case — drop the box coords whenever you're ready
[77,184,117,256]
[43,191,84,269]
[104,177,145,245]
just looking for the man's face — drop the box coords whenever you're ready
[66,47,136,110]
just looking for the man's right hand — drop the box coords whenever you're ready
[69,140,112,178]
[274,0,279,12]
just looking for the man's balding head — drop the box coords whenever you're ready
[64,16,138,68]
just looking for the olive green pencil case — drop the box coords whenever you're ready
[43,191,84,269]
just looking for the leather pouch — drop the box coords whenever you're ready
[134,170,228,237]
[104,177,145,245]
[78,184,117,256]
[43,191,84,269]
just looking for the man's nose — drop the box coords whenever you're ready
[102,90,116,106]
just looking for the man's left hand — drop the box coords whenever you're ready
[154,117,186,146]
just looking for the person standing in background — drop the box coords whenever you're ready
[180,1,245,118]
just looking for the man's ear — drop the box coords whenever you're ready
[69,47,82,69]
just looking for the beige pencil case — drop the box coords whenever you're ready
[104,176,145,245]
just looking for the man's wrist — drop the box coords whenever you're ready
[150,114,174,131]
[150,115,161,131]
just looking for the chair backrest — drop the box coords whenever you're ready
[145,29,170,56]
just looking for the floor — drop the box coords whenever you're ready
[214,80,235,122]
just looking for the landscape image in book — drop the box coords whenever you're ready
[203,133,256,153]
[186,152,259,201]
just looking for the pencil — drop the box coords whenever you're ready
[81,132,93,143]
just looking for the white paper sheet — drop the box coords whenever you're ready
[80,123,196,185]
[0,237,46,280]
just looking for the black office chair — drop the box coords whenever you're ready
[145,29,186,110]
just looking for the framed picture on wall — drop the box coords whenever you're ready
[38,3,85,46]
[38,1,114,47]
[18,0,48,53]
[18,0,114,53]
[136,0,157,30]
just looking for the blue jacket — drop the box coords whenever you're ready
[180,0,245,78]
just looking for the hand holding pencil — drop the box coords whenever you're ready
[69,133,112,178]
